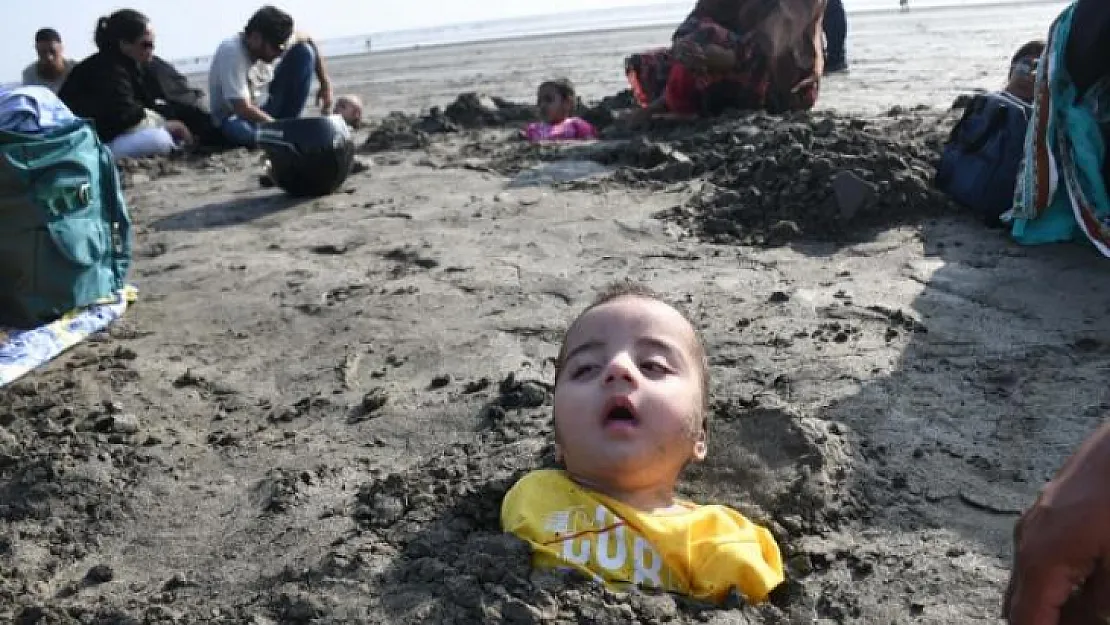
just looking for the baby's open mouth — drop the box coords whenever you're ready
[604,404,639,426]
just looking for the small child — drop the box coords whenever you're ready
[524,79,598,142]
[333,94,364,129]
[501,283,784,604]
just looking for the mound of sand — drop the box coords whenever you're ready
[639,109,964,246]
[362,92,968,248]
[362,91,636,154]
[338,88,967,251]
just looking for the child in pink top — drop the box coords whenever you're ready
[524,79,598,142]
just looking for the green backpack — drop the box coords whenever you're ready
[0,120,133,328]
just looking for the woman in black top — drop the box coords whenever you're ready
[59,9,192,158]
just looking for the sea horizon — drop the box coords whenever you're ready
[164,0,1059,75]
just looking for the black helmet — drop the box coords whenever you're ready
[257,116,355,197]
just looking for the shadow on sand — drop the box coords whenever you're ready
[151,193,310,232]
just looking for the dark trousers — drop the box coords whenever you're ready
[823,0,848,63]
[220,42,315,147]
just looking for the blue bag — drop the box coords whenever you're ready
[936,91,1032,224]
[0,120,133,328]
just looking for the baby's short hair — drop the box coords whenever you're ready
[538,78,577,101]
[554,281,711,419]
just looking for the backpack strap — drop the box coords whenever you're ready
[96,136,133,284]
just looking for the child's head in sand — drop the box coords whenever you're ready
[553,282,709,510]
[537,78,577,125]
[333,94,363,129]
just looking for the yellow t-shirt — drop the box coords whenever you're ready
[501,469,784,604]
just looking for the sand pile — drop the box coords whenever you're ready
[301,384,854,624]
[364,91,966,248]
[2,365,861,623]
[616,108,963,246]
[362,91,636,154]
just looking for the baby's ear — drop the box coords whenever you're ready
[692,439,707,463]
[691,422,708,462]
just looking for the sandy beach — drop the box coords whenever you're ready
[5,1,1109,623]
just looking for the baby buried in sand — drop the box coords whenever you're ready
[524,79,597,142]
[333,94,363,129]
[501,283,784,604]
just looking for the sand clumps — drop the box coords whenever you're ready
[362,91,633,154]
[363,91,965,247]
[638,109,962,246]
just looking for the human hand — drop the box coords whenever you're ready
[1004,424,1110,625]
[165,120,193,146]
[316,81,334,115]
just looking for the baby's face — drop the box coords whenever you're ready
[537,85,571,125]
[334,100,362,128]
[554,296,705,494]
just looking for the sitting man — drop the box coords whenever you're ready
[1003,40,1045,104]
[22,28,76,94]
[209,5,333,147]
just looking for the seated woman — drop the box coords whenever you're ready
[59,10,192,159]
[1009,0,1110,256]
[624,0,825,120]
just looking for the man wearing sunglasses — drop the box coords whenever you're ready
[209,5,334,147]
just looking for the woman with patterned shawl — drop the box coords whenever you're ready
[1008,0,1110,257]
[624,0,826,118]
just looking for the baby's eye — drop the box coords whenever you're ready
[570,364,598,379]
[641,361,672,374]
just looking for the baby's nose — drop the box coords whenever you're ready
[603,355,637,384]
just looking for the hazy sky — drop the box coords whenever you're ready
[3,0,676,81]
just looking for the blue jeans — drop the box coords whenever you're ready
[220,42,315,147]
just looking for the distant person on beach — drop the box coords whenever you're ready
[1004,40,1045,104]
[523,79,598,142]
[208,5,335,147]
[624,0,826,121]
[501,282,784,605]
[823,0,848,73]
[900,0,909,11]
[59,10,195,158]
[21,28,76,94]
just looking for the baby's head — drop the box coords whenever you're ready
[333,94,364,129]
[553,282,709,502]
[537,78,577,125]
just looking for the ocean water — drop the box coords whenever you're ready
[168,0,1050,75]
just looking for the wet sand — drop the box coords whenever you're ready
[7,1,1110,623]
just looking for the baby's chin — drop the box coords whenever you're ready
[564,452,672,482]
